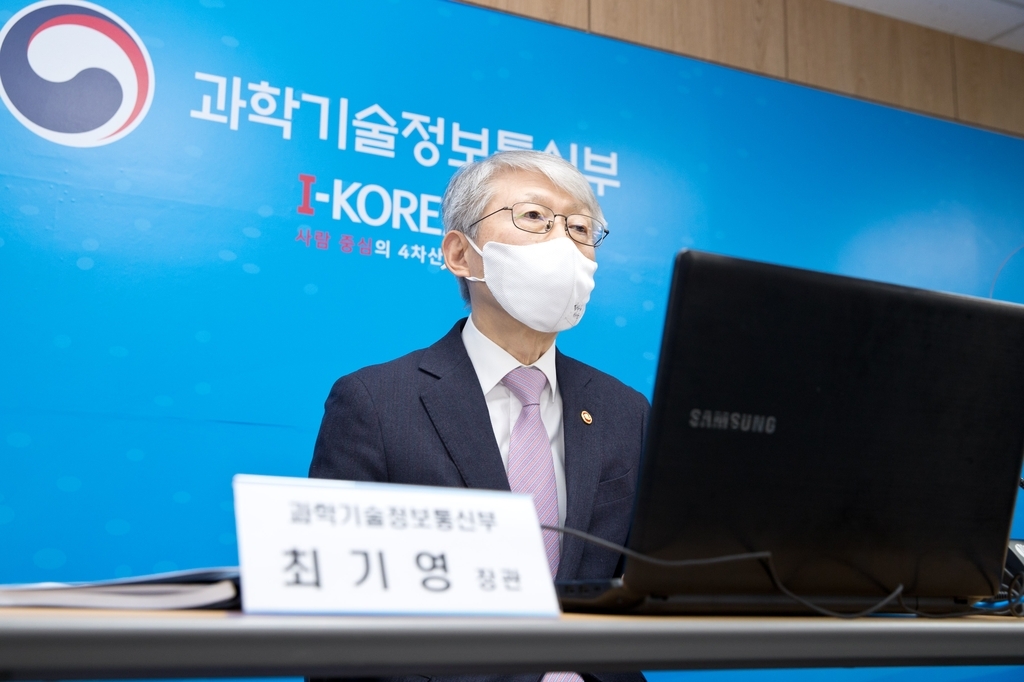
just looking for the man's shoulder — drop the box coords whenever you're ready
[330,319,467,395]
[557,352,650,412]
[343,346,428,387]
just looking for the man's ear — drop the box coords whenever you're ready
[442,231,473,278]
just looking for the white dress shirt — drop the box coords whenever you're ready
[461,315,567,527]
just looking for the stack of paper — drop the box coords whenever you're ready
[0,567,239,610]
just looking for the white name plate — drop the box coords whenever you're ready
[233,474,560,617]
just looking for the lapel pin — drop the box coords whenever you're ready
[581,410,593,425]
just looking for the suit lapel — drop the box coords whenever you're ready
[555,351,600,581]
[419,320,511,492]
[419,324,602,579]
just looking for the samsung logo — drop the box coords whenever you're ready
[689,409,777,434]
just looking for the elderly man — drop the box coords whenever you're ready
[310,150,648,682]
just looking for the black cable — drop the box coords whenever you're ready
[899,574,1024,619]
[989,242,1024,298]
[1011,574,1024,617]
[542,524,904,619]
[543,524,771,568]
[545,524,1024,619]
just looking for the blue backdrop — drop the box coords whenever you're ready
[2,1,1024,680]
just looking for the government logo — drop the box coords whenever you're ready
[0,0,154,147]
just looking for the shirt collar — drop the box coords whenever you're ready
[462,315,558,397]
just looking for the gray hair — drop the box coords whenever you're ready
[441,150,603,303]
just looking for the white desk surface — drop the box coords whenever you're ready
[2,607,1024,679]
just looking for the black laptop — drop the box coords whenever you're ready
[559,249,1024,614]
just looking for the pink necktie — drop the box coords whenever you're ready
[503,367,584,682]
[502,366,560,578]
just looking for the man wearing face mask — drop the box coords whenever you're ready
[310,150,648,682]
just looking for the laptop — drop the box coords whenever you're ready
[558,249,1024,614]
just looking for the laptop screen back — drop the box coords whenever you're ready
[626,250,1024,599]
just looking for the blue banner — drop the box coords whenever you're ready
[2,1,1024,679]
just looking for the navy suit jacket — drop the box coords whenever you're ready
[309,319,649,682]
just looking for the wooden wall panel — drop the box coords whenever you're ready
[954,37,1024,137]
[461,0,589,31]
[589,0,787,77]
[588,0,677,54]
[786,0,956,118]
[459,0,1024,139]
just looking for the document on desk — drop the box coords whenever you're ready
[233,474,560,616]
[0,568,239,610]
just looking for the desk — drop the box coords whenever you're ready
[2,608,1024,679]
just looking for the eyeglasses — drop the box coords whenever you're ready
[467,202,609,247]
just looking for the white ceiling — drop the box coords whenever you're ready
[829,0,1024,53]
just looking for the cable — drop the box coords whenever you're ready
[989,242,1024,299]
[898,574,1024,619]
[544,524,771,568]
[1008,575,1024,617]
[547,524,1024,619]
[542,524,904,619]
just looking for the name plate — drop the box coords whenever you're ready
[233,474,560,616]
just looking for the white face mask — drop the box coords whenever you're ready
[466,236,598,333]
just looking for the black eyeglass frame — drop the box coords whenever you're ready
[466,202,610,247]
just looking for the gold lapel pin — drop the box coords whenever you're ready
[581,410,593,425]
